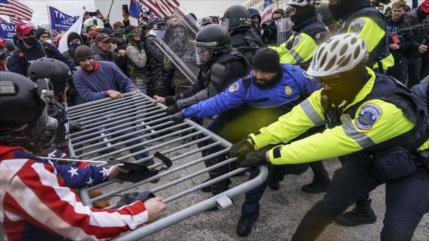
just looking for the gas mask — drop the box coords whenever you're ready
[29,107,58,151]
[32,78,59,150]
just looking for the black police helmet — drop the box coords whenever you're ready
[329,0,371,20]
[27,58,72,97]
[0,72,45,129]
[222,5,251,31]
[196,24,231,53]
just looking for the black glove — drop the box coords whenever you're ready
[70,121,83,132]
[166,104,179,115]
[170,111,185,122]
[240,149,269,168]
[136,191,156,202]
[229,138,255,161]
[165,96,177,106]
[117,162,159,182]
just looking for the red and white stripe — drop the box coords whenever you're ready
[140,0,180,17]
[0,158,149,241]
[261,4,273,23]
[0,0,33,24]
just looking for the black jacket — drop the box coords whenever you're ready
[386,16,415,57]
[404,8,429,58]
[145,34,173,96]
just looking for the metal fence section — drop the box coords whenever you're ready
[67,92,268,240]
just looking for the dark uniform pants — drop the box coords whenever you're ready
[292,159,429,241]
[241,164,309,215]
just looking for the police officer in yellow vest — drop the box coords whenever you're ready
[327,0,395,226]
[329,0,394,73]
[271,0,329,69]
[230,33,429,241]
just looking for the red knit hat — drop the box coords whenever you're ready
[16,22,34,37]
[421,0,429,14]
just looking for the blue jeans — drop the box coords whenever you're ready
[292,159,429,241]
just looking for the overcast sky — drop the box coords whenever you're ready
[21,0,245,25]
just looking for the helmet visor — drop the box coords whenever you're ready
[194,41,217,65]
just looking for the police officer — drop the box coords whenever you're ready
[155,24,249,195]
[0,72,166,240]
[230,33,429,241]
[272,0,328,69]
[220,5,265,62]
[173,48,321,237]
[329,0,394,73]
[328,0,396,226]
[154,24,249,112]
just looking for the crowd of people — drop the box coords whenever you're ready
[1,0,429,240]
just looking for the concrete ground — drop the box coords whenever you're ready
[101,152,429,241]
[148,159,429,241]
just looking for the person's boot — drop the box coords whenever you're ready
[237,212,259,237]
[200,178,231,193]
[302,176,331,193]
[335,199,377,226]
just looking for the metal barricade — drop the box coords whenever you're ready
[67,93,268,240]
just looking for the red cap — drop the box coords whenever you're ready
[0,38,5,48]
[16,22,34,36]
[421,0,429,14]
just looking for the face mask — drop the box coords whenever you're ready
[70,42,80,49]
[45,39,53,44]
[23,37,36,46]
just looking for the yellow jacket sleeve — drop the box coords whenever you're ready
[267,99,414,165]
[250,90,326,150]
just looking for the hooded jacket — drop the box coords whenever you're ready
[7,37,45,76]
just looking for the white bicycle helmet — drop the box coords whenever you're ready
[287,0,321,7]
[306,33,369,78]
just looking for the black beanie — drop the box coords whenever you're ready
[252,47,280,73]
[35,28,50,39]
[74,45,94,62]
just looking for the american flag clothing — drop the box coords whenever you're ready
[0,0,33,24]
[0,145,149,241]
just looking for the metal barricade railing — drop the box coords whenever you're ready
[67,93,268,240]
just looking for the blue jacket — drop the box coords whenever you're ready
[183,64,321,118]
[73,61,137,102]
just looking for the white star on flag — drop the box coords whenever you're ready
[86,177,94,185]
[99,167,111,179]
[67,167,79,178]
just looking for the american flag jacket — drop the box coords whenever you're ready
[0,145,149,241]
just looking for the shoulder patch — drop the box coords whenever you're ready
[285,86,293,96]
[228,82,240,93]
[355,104,382,130]
[350,19,365,34]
